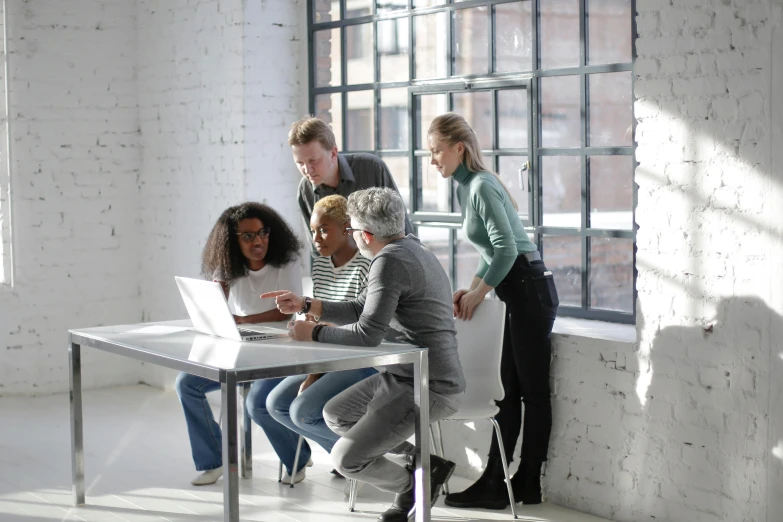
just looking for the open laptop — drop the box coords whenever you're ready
[175,276,289,342]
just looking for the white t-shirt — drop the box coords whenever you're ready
[227,261,303,316]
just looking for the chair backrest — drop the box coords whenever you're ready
[454,298,507,403]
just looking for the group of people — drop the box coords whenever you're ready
[174,114,559,521]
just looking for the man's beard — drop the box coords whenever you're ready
[356,234,374,259]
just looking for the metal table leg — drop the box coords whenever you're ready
[222,373,239,522]
[69,341,85,506]
[239,382,252,479]
[413,351,431,522]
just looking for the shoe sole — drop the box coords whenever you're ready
[443,497,509,510]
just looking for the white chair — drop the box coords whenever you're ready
[437,298,517,518]
[347,299,517,518]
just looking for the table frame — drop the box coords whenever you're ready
[69,330,431,522]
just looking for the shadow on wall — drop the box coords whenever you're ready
[633,296,778,522]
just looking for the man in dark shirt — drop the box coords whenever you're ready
[289,117,413,238]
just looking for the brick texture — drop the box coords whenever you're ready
[0,0,144,395]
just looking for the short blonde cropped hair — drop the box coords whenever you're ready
[288,117,337,151]
[313,195,349,225]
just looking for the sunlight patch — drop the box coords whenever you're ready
[772,440,783,461]
[635,359,652,407]
[465,447,483,470]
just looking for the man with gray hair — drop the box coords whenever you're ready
[263,187,465,522]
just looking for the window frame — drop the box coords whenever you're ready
[307,0,637,324]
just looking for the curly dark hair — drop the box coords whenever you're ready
[201,202,302,283]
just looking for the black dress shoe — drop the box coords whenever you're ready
[444,456,509,510]
[377,454,457,521]
[378,489,414,522]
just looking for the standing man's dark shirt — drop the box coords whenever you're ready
[297,153,414,236]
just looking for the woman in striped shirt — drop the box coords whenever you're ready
[265,195,374,482]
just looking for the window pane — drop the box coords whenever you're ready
[314,28,341,88]
[589,156,633,230]
[498,156,530,219]
[346,0,372,18]
[417,226,451,280]
[377,0,407,13]
[416,93,448,149]
[588,0,632,64]
[381,155,411,210]
[346,23,374,85]
[452,91,493,149]
[589,237,633,313]
[453,7,489,76]
[414,13,449,80]
[380,88,409,150]
[346,90,374,151]
[417,156,451,212]
[542,235,581,307]
[589,72,633,147]
[413,0,443,7]
[541,75,581,148]
[313,0,340,23]
[456,228,481,290]
[494,1,533,73]
[379,18,410,83]
[542,156,581,227]
[314,93,343,150]
[540,0,580,69]
[497,89,528,149]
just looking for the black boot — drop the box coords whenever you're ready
[443,456,509,510]
[510,460,542,505]
[378,489,414,522]
[378,454,457,521]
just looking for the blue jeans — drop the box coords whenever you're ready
[267,368,377,454]
[175,373,309,474]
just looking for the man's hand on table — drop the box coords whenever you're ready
[287,319,317,341]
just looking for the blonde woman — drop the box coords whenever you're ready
[428,113,559,508]
[265,195,375,479]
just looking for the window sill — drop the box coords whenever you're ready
[551,315,636,345]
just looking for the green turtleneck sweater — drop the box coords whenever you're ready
[453,164,537,287]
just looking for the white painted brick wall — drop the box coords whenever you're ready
[542,1,783,520]
[0,0,305,394]
[136,0,305,388]
[0,0,144,395]
[137,0,248,327]
[0,7,9,287]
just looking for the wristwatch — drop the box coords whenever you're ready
[301,296,312,315]
[311,324,325,342]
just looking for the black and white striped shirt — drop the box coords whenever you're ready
[312,251,371,302]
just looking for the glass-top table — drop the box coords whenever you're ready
[68,320,432,522]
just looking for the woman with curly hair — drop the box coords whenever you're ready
[175,202,305,486]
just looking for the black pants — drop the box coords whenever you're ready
[489,254,558,465]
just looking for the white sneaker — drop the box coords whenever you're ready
[191,468,223,486]
[281,457,314,485]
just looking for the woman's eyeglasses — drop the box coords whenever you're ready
[237,228,270,243]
